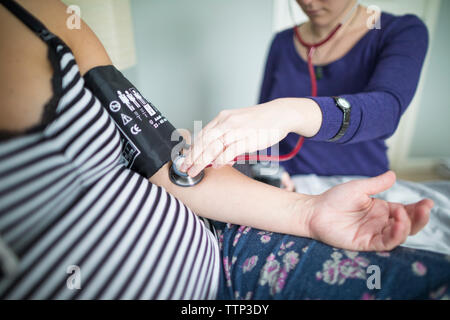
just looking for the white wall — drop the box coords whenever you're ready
[409,0,450,158]
[123,0,273,131]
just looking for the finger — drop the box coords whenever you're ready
[191,121,223,153]
[192,125,251,169]
[212,139,249,167]
[187,139,225,177]
[281,172,295,192]
[423,198,435,210]
[382,206,410,250]
[404,199,432,235]
[181,126,224,172]
[221,128,243,147]
[195,112,233,147]
[212,160,236,169]
[369,206,408,251]
[180,116,222,170]
[203,116,220,132]
[355,170,397,196]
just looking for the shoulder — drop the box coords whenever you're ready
[13,0,112,75]
[381,11,427,29]
[0,0,111,131]
[10,0,75,47]
[378,12,428,43]
[265,27,294,59]
[272,28,294,48]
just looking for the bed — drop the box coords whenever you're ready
[291,174,450,256]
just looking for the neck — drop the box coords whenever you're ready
[309,0,358,39]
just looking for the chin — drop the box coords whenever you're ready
[308,15,332,27]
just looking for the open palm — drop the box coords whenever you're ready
[309,171,433,251]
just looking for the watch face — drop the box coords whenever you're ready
[337,97,351,109]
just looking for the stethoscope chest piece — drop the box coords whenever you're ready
[169,155,205,187]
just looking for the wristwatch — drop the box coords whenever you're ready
[328,96,351,142]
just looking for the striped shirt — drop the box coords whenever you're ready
[0,0,220,300]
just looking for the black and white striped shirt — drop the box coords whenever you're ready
[0,0,220,300]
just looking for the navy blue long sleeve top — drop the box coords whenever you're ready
[259,12,428,176]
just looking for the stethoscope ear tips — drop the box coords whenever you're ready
[169,155,205,187]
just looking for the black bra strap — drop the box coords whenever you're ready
[0,0,56,43]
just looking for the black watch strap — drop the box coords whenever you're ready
[328,96,351,142]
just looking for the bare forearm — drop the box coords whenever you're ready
[150,163,313,237]
[271,98,323,137]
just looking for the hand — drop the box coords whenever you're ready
[180,101,293,177]
[306,171,432,251]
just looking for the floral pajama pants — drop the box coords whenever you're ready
[213,221,450,300]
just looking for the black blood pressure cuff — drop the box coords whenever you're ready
[84,65,182,178]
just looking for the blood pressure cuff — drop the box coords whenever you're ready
[84,65,181,178]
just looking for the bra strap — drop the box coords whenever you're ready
[0,0,56,43]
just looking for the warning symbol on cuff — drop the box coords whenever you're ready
[121,113,133,126]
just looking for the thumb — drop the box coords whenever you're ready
[354,170,396,196]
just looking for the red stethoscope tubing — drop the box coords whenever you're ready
[209,24,342,165]
[294,24,342,96]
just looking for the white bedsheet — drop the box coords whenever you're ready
[291,174,450,256]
